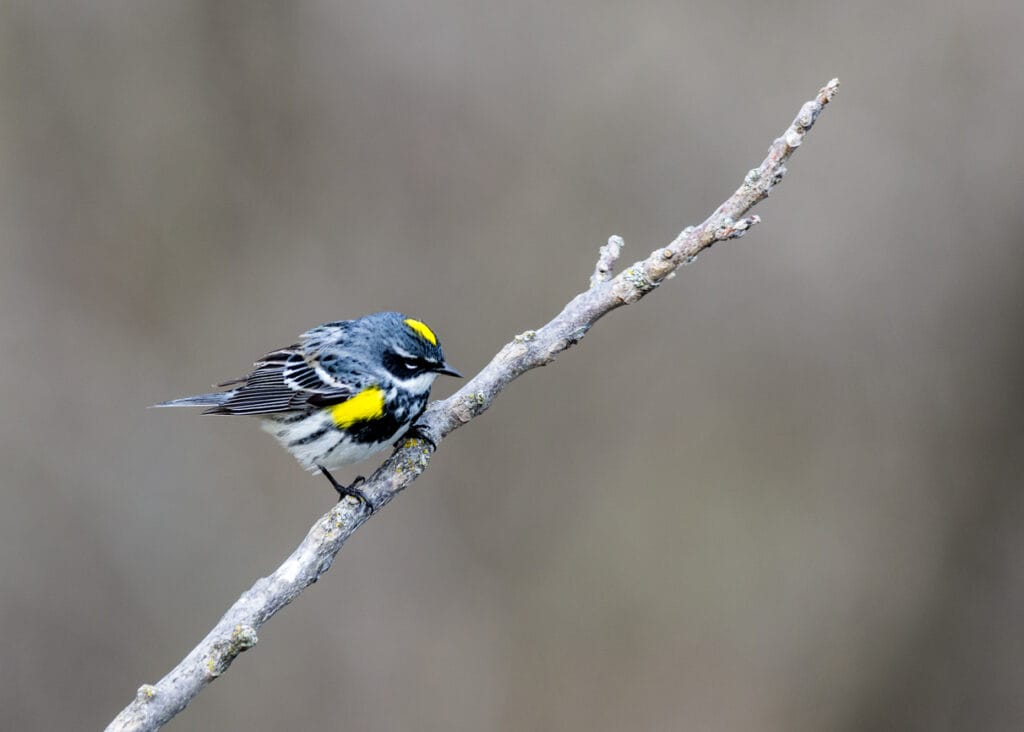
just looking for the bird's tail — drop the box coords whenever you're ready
[152,392,232,410]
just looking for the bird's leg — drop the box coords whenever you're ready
[317,465,373,513]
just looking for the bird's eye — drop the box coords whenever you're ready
[403,361,418,371]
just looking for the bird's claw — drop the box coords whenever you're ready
[317,466,373,514]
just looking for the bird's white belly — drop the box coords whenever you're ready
[260,412,410,473]
[316,435,394,471]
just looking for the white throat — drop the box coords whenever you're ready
[393,371,439,393]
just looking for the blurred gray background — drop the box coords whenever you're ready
[2,1,1022,730]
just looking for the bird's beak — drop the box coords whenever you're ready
[435,362,463,378]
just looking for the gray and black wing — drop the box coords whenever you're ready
[202,345,356,415]
[154,321,364,415]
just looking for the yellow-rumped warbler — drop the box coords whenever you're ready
[156,311,461,504]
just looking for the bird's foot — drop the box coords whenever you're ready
[317,465,373,514]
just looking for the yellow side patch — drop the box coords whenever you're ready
[328,387,386,428]
[403,318,437,346]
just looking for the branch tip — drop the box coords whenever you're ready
[820,78,840,104]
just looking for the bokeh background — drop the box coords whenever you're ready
[2,2,1022,730]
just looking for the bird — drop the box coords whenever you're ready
[155,311,461,507]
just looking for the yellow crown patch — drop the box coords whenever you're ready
[403,318,438,346]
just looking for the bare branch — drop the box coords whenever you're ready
[106,78,839,732]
